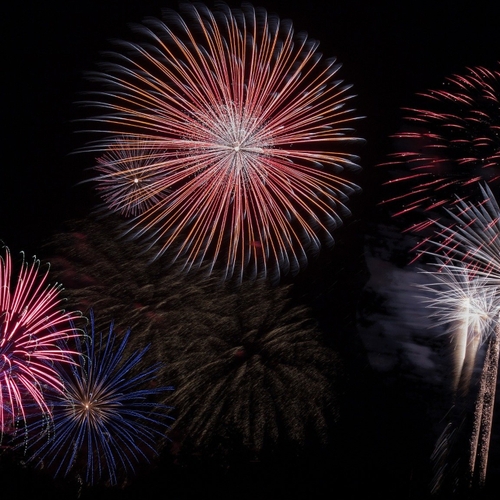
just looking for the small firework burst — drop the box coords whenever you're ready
[94,137,170,217]
[418,263,499,348]
[381,64,500,227]
[0,246,79,438]
[84,2,364,281]
[23,312,173,487]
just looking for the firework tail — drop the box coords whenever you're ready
[452,298,471,393]
[431,302,494,494]
[468,319,499,490]
[456,332,481,399]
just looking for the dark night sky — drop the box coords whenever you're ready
[4,0,500,253]
[2,1,500,499]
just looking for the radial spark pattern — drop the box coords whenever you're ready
[24,313,173,486]
[95,137,169,217]
[381,64,500,225]
[0,247,79,437]
[45,214,194,340]
[165,280,341,456]
[418,263,500,346]
[86,2,363,281]
[421,186,500,493]
[422,264,500,494]
[44,216,341,460]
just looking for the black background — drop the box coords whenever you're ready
[2,1,500,499]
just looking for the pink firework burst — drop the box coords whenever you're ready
[86,2,364,281]
[381,64,500,227]
[0,247,80,436]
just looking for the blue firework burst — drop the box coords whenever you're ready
[23,312,174,486]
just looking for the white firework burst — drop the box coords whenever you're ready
[419,263,500,345]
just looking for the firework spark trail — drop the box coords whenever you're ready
[418,263,499,349]
[380,64,500,229]
[42,216,338,457]
[418,265,495,489]
[85,2,364,281]
[0,247,80,437]
[44,214,204,344]
[23,312,173,486]
[453,296,471,392]
[419,265,478,392]
[163,280,340,456]
[470,321,499,488]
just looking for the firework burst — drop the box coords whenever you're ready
[419,263,499,351]
[44,219,340,459]
[164,280,341,457]
[418,262,500,493]
[381,64,500,227]
[94,137,170,217]
[0,247,79,438]
[420,187,500,492]
[44,214,198,342]
[23,312,173,487]
[85,2,363,281]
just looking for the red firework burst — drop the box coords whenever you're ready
[0,247,80,436]
[381,64,500,228]
[86,2,363,281]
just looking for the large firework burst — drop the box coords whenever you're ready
[23,312,173,487]
[420,263,500,494]
[44,214,196,342]
[0,247,79,438]
[381,64,500,227]
[44,216,341,458]
[85,2,363,281]
[165,280,341,457]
